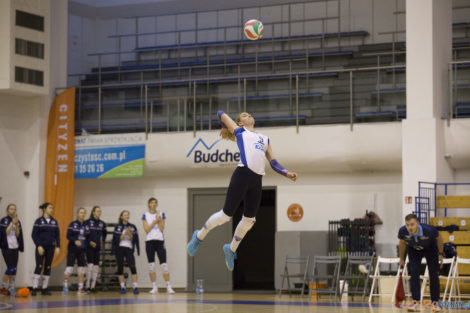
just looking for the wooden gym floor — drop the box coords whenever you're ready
[0,291,465,313]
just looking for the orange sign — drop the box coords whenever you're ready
[45,88,75,268]
[287,203,303,222]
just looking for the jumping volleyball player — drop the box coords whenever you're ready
[187,111,298,271]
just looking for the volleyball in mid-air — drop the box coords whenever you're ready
[244,19,264,40]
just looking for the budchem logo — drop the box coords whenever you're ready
[186,138,240,164]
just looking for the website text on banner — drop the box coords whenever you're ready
[74,134,145,179]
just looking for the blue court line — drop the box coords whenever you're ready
[2,297,389,310]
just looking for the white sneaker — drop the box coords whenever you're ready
[166,286,175,294]
[358,264,370,274]
[149,287,158,294]
[77,289,86,295]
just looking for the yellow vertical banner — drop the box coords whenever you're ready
[45,88,75,268]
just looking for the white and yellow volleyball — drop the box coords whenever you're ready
[244,19,264,40]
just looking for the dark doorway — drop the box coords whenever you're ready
[233,188,276,290]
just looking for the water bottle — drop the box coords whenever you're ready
[196,278,204,295]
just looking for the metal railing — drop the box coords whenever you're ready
[416,182,470,224]
[63,62,407,138]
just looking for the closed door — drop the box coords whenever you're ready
[188,189,232,292]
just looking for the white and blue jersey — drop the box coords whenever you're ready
[142,211,166,241]
[234,127,269,175]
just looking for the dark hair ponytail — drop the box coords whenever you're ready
[90,205,101,219]
[39,202,53,217]
[39,202,52,211]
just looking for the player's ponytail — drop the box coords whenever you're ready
[220,128,236,141]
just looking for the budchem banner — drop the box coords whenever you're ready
[45,88,75,268]
[74,134,145,179]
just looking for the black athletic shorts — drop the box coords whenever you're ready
[222,166,262,218]
[145,240,166,264]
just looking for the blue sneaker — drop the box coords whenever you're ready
[120,287,126,294]
[187,230,201,256]
[223,244,237,271]
[133,287,139,295]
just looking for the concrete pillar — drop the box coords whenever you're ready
[402,0,453,220]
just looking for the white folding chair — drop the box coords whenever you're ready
[368,256,402,303]
[448,257,470,301]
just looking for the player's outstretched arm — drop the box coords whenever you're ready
[218,110,238,134]
[265,144,298,182]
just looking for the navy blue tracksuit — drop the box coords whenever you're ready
[32,217,60,276]
[398,223,440,302]
[66,220,89,267]
[84,218,107,265]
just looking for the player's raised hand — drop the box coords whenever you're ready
[287,172,298,182]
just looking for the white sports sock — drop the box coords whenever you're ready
[42,276,50,289]
[91,265,99,288]
[9,278,15,289]
[132,282,138,288]
[152,282,157,289]
[33,274,40,289]
[120,282,125,288]
[86,264,93,288]
[78,283,83,290]
[230,216,256,252]
[197,210,231,240]
[63,280,68,288]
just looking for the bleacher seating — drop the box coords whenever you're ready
[132,31,369,53]
[73,17,470,134]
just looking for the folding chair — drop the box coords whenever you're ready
[420,257,455,301]
[368,256,402,303]
[309,255,341,301]
[448,257,470,301]
[339,254,374,301]
[279,255,310,296]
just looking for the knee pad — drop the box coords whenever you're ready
[5,267,16,276]
[64,266,74,275]
[148,262,156,273]
[161,263,169,274]
[233,216,256,242]
[77,267,86,275]
[239,216,256,232]
[204,210,231,230]
[130,266,137,275]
